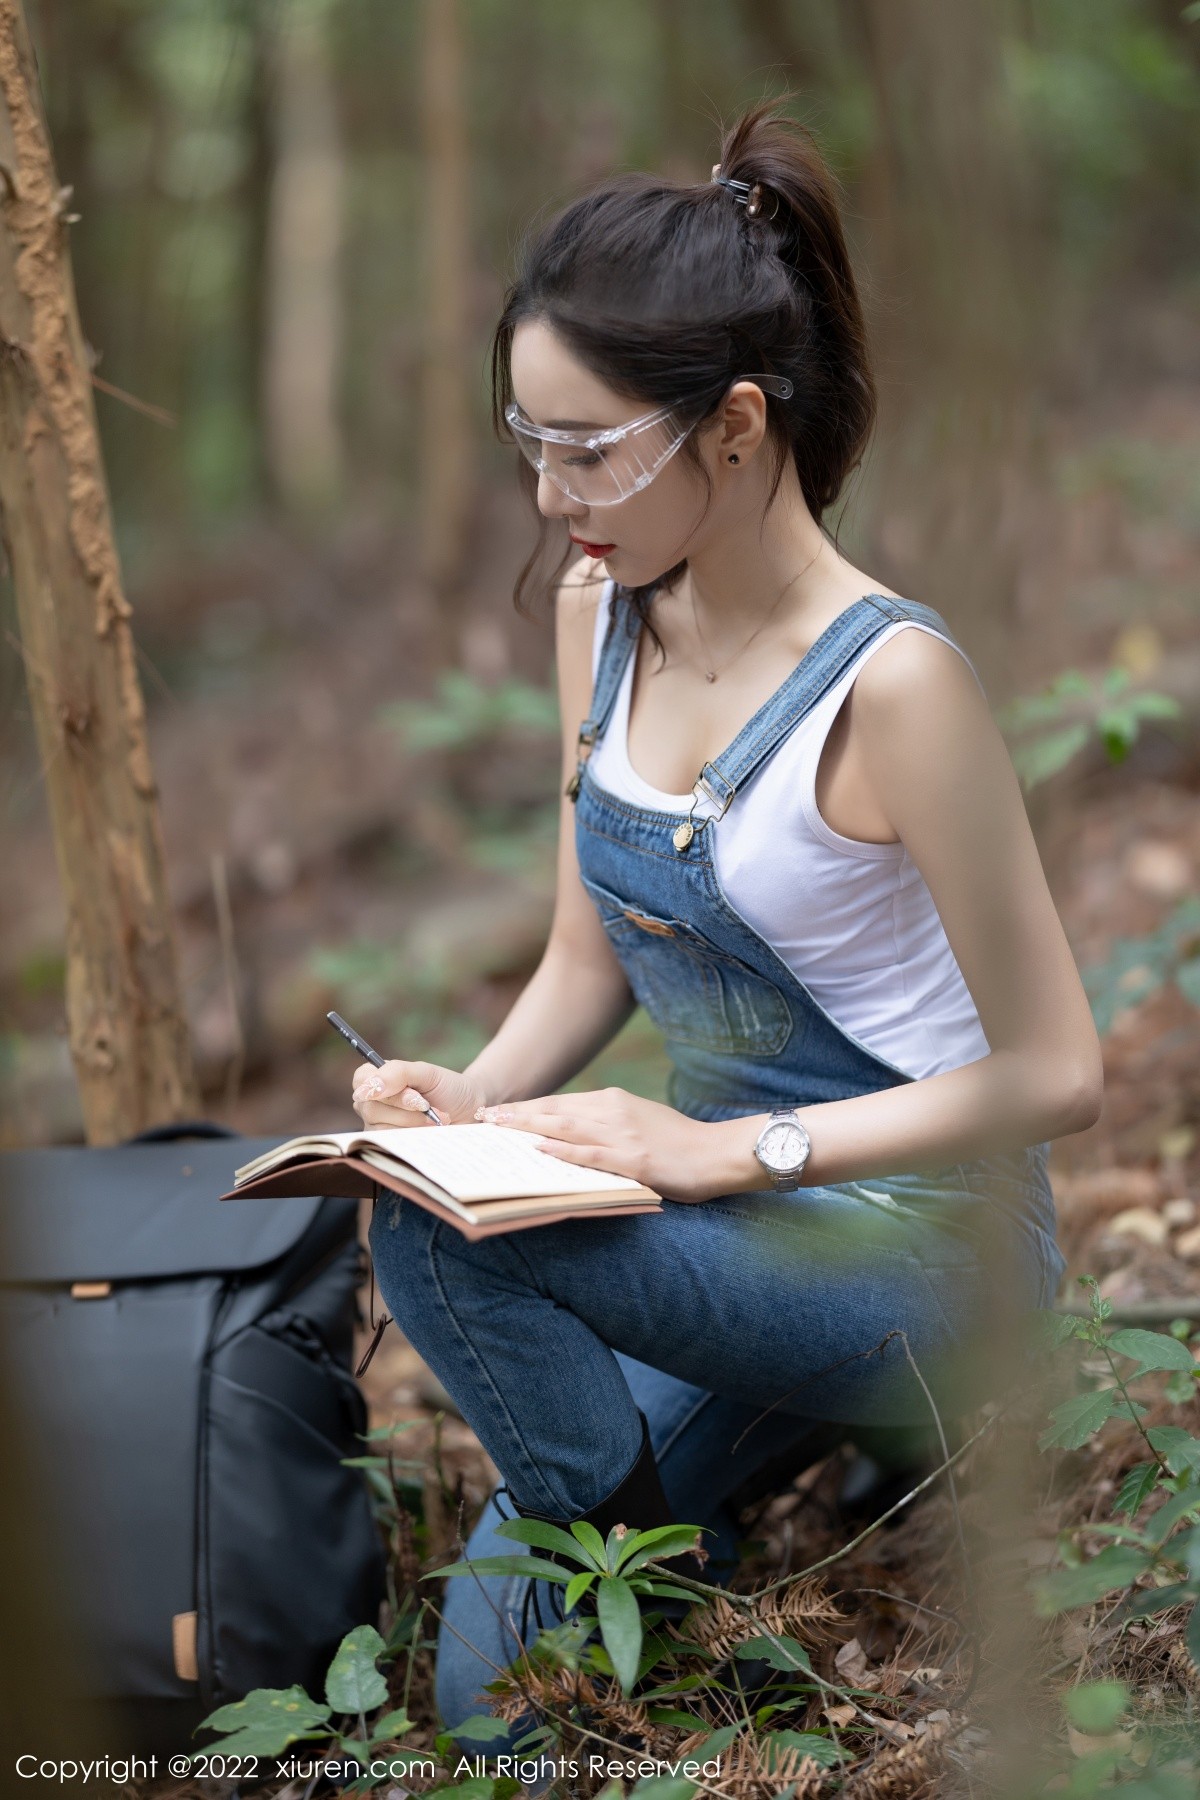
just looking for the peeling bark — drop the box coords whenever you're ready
[0,0,198,1142]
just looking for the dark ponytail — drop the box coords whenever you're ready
[490,96,876,656]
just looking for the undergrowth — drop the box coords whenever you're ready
[176,1281,1199,1798]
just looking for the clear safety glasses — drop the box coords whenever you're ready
[503,372,794,507]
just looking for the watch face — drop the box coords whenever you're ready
[758,1121,806,1172]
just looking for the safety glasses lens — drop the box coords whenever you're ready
[505,406,688,505]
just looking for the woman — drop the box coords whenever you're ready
[354,101,1101,1744]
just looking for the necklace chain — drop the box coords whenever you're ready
[688,553,819,682]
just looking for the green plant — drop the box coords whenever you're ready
[1024,1278,1200,1793]
[428,1518,712,1694]
[996,666,1181,791]
[1080,896,1200,1034]
[1034,1276,1200,1654]
[188,1624,424,1789]
[188,1619,524,1797]
[376,671,559,754]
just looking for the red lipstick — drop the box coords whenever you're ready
[570,535,616,556]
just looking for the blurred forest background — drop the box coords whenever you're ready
[3,0,1200,1270]
[4,4,1200,1788]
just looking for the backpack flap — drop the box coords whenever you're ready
[0,1137,329,1286]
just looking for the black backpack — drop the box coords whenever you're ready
[0,1120,387,1756]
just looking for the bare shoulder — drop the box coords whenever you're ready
[853,622,988,722]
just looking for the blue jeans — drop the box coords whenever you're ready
[369,1148,1064,1747]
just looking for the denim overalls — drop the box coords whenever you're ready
[369,586,1068,1746]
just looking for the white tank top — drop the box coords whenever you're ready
[587,579,991,1080]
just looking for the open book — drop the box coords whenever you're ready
[219,1122,662,1240]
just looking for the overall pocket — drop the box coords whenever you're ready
[579,872,794,1055]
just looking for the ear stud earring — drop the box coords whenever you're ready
[728,453,739,464]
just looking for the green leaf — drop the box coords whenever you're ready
[646,1706,708,1729]
[1147,1427,1200,1477]
[367,1708,412,1744]
[763,1729,846,1769]
[1066,1521,1151,1548]
[493,1516,593,1565]
[1115,1463,1159,1518]
[1038,1310,1086,1349]
[734,1632,813,1673]
[197,1685,331,1737]
[1176,959,1200,1008]
[1034,1545,1149,1615]
[691,1723,742,1755]
[1110,1779,1200,1800]
[423,1555,570,1583]
[1037,1385,1117,1451]
[192,1686,332,1759]
[1121,1580,1193,1619]
[447,1714,513,1743]
[1108,1329,1197,1374]
[616,1524,707,1573]
[570,1519,609,1566]
[1146,1480,1200,1547]
[1169,1525,1200,1580]
[627,1780,698,1800]
[1011,723,1090,789]
[597,1576,643,1692]
[1164,1369,1198,1406]
[634,1582,702,1603]
[1062,1680,1129,1734]
[325,1625,389,1716]
[564,1569,598,1613]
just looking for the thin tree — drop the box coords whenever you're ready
[0,0,198,1142]
[418,0,476,666]
[263,0,346,515]
[847,0,1053,702]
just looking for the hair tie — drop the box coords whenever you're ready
[710,164,780,221]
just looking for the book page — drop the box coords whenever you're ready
[235,1131,366,1183]
[361,1122,649,1201]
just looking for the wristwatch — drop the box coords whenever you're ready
[752,1108,812,1191]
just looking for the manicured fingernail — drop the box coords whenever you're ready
[482,1107,512,1122]
[401,1090,423,1108]
[473,1105,486,1120]
[363,1079,383,1098]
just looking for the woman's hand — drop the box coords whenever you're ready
[476,1086,741,1203]
[351,1059,486,1128]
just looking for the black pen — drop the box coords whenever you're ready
[326,1011,446,1125]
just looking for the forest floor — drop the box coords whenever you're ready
[4,297,1199,1796]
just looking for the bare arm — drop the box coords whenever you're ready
[462,559,638,1107]
[713,629,1105,1189]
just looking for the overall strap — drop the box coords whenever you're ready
[564,580,640,802]
[688,594,962,825]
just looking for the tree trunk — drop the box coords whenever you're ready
[262,0,346,515]
[0,0,198,1143]
[848,0,1055,704]
[418,0,475,666]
